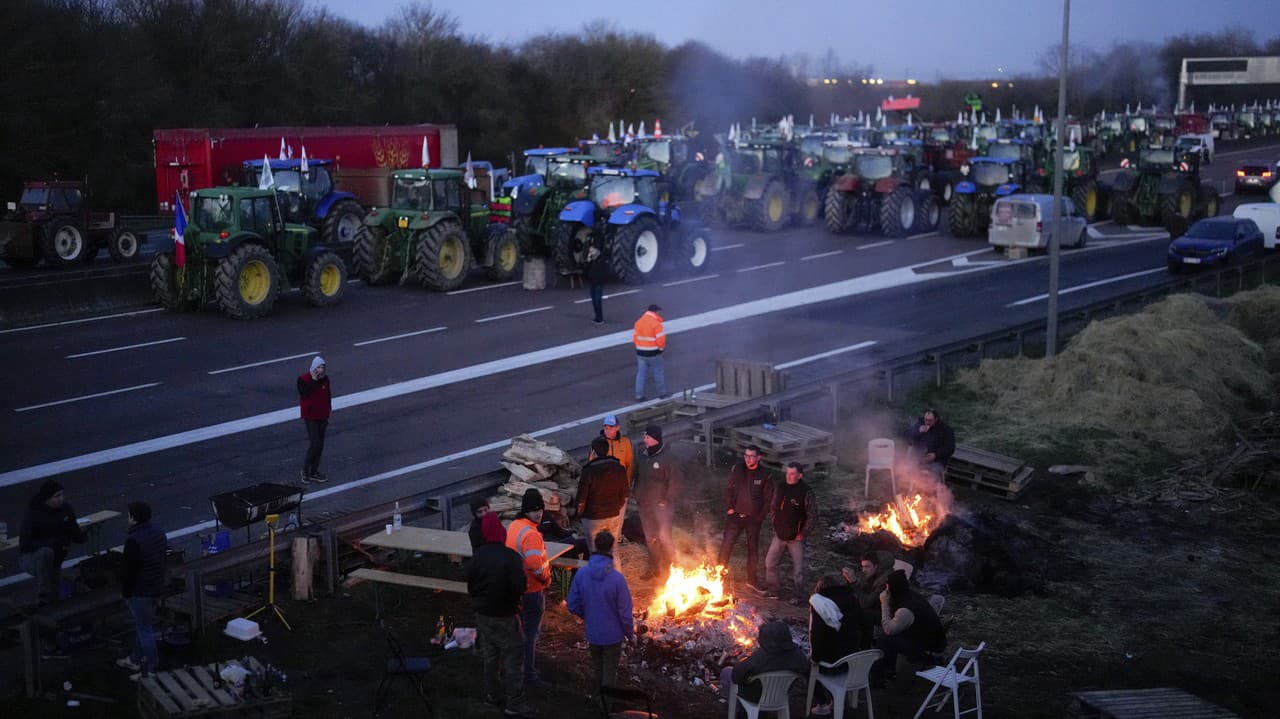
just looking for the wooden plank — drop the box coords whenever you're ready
[189,665,238,707]
[138,675,183,715]
[1071,688,1240,719]
[170,667,221,711]
[359,526,572,563]
[348,568,468,594]
[551,557,589,569]
[154,671,199,711]
[950,445,1024,474]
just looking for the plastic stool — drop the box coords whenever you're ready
[865,438,897,497]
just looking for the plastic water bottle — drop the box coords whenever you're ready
[392,502,403,531]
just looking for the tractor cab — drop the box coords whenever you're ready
[578,138,629,165]
[985,139,1038,164]
[502,148,574,199]
[798,133,840,159]
[544,154,595,190]
[845,127,882,147]
[731,141,797,176]
[241,159,363,246]
[960,157,1023,193]
[585,167,662,212]
[849,149,907,183]
[635,136,692,172]
[8,181,85,217]
[1133,145,1198,175]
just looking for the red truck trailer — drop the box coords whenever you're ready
[152,124,459,211]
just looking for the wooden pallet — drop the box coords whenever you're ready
[944,445,1035,500]
[624,392,743,436]
[138,657,291,718]
[728,421,833,454]
[1069,688,1240,718]
[715,359,784,398]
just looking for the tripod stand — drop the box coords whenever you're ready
[246,514,291,631]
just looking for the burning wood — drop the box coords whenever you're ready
[855,493,946,547]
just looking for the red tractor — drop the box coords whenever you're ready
[1,180,153,267]
[823,148,941,237]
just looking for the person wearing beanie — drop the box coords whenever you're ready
[719,620,809,703]
[18,479,85,604]
[631,304,667,401]
[296,355,331,483]
[507,489,551,687]
[467,512,535,716]
[468,496,491,550]
[635,424,683,581]
[116,501,168,678]
[577,437,629,570]
[566,530,634,704]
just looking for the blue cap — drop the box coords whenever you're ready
[603,415,619,426]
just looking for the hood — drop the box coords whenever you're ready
[1171,236,1232,252]
[757,620,797,653]
[587,553,615,579]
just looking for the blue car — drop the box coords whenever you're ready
[1167,216,1264,273]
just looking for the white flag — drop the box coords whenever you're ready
[608,122,617,143]
[300,145,309,174]
[421,136,431,168]
[258,154,275,189]
[464,152,476,189]
[639,121,646,138]
[279,138,287,161]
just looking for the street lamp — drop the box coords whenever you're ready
[1046,0,1071,357]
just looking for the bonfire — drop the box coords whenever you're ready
[642,563,759,650]
[857,493,946,547]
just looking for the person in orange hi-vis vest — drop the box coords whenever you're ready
[632,304,667,401]
[507,489,551,686]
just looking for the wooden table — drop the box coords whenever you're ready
[360,526,573,562]
[1,509,121,555]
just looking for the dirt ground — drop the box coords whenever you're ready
[7,419,1280,718]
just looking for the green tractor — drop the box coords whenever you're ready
[1107,146,1220,235]
[505,154,595,268]
[1027,145,1104,221]
[632,135,713,203]
[149,187,347,319]
[353,168,519,291]
[701,138,820,232]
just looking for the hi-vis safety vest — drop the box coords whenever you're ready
[506,518,550,593]
[632,311,666,354]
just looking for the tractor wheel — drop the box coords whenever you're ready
[149,251,186,310]
[322,199,365,247]
[948,194,979,237]
[352,226,396,285]
[880,187,917,238]
[609,215,663,285]
[215,243,279,319]
[414,221,473,291]
[108,228,141,262]
[551,221,592,275]
[794,186,821,226]
[486,226,522,281]
[823,186,852,233]
[1197,187,1221,220]
[510,216,537,255]
[1159,183,1195,235]
[41,220,91,266]
[913,191,941,234]
[1109,191,1136,226]
[751,181,788,232]
[303,251,347,307]
[673,225,711,276]
[1070,180,1100,222]
[940,180,954,205]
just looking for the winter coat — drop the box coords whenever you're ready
[297,373,331,421]
[589,431,635,484]
[634,441,684,508]
[724,462,775,519]
[851,550,897,611]
[122,521,169,598]
[632,310,666,356]
[809,583,866,670]
[467,541,527,617]
[506,517,551,593]
[576,456,630,519]
[905,417,955,463]
[19,496,84,564]
[586,247,610,284]
[731,621,809,702]
[771,480,817,541]
[566,554,634,646]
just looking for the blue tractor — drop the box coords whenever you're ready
[948,157,1029,237]
[497,147,576,200]
[241,159,365,249]
[555,167,711,284]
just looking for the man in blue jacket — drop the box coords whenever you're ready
[566,530,634,699]
[116,501,168,679]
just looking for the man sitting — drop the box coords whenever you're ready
[807,574,867,716]
[873,570,946,683]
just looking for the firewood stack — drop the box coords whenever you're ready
[487,434,582,519]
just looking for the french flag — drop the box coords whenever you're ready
[174,191,187,268]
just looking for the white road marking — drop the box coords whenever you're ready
[346,279,362,284]
[65,337,185,359]
[1006,267,1166,307]
[15,383,161,413]
[447,281,521,295]
[475,306,553,323]
[857,240,895,250]
[775,341,877,369]
[801,250,844,261]
[711,243,744,251]
[906,232,939,240]
[0,308,164,336]
[0,247,1004,487]
[352,327,448,347]
[572,289,641,304]
[952,256,1004,267]
[209,351,322,375]
[736,261,786,273]
[663,274,720,287]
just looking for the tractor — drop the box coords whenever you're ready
[577,138,631,166]
[555,167,710,284]
[1107,145,1220,236]
[505,153,595,262]
[701,138,820,231]
[948,156,1030,237]
[353,168,518,291]
[823,148,940,237]
[149,187,347,319]
[1027,145,1105,222]
[241,159,365,249]
[1,180,156,267]
[633,135,713,204]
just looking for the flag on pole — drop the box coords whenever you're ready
[300,145,309,174]
[464,152,476,189]
[421,136,431,168]
[173,191,188,268]
[608,122,617,143]
[258,154,275,190]
[279,138,287,161]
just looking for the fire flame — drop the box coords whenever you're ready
[646,563,756,647]
[858,493,943,547]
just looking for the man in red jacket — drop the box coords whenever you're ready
[297,356,331,483]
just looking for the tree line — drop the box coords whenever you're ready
[1,1,1276,210]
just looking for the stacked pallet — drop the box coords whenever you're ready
[487,435,581,518]
[724,421,837,473]
[138,657,290,718]
[944,445,1035,500]
[621,390,740,437]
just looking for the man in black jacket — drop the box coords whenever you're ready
[807,573,866,716]
[905,408,956,480]
[585,243,609,324]
[764,462,816,602]
[635,425,683,581]
[718,445,775,593]
[467,512,536,718]
[18,480,85,605]
[116,501,168,678]
[577,436,629,570]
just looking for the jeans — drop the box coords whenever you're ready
[874,632,941,680]
[764,536,806,596]
[519,590,545,681]
[303,419,327,476]
[634,354,666,400]
[590,282,605,322]
[581,515,624,572]
[718,515,763,585]
[590,641,623,692]
[126,596,160,672]
[477,614,529,710]
[18,547,58,603]
[638,501,674,577]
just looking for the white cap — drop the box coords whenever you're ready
[310,356,326,373]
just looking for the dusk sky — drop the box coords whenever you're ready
[315,0,1280,79]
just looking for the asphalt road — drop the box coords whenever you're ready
[2,140,1278,581]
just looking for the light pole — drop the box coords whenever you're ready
[1046,0,1071,357]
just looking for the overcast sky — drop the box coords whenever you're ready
[314,0,1280,79]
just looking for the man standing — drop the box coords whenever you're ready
[764,462,816,603]
[631,304,666,401]
[585,243,608,324]
[592,415,635,490]
[577,437,629,569]
[468,512,536,718]
[116,501,168,679]
[297,356,331,484]
[18,480,85,605]
[718,445,774,594]
[566,530,634,701]
[507,489,551,688]
[634,425,682,581]
[905,408,955,480]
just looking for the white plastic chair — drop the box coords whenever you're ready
[727,670,801,719]
[914,642,985,719]
[864,439,897,497]
[804,649,882,719]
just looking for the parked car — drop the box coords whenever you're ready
[987,194,1088,251]
[1167,216,1265,273]
[1232,187,1280,249]
[1174,133,1214,164]
[1234,159,1277,194]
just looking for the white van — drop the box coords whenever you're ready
[1232,183,1280,250]
[988,194,1088,250]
